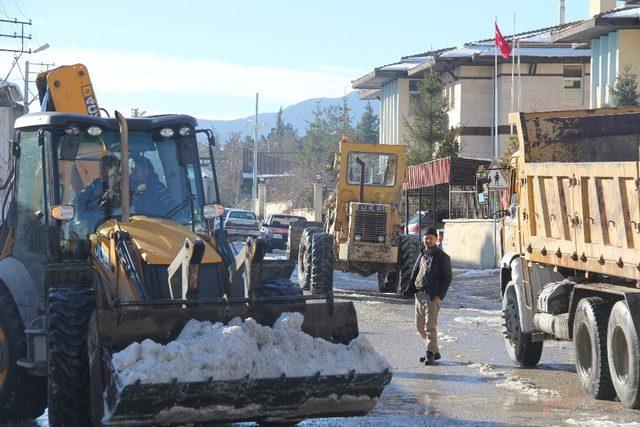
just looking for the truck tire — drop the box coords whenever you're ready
[573,297,615,400]
[396,235,419,293]
[47,284,95,427]
[297,227,320,290]
[607,300,640,409]
[502,284,543,367]
[0,282,47,422]
[310,232,334,295]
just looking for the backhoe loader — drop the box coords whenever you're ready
[0,64,391,425]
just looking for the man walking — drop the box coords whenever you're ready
[403,227,453,365]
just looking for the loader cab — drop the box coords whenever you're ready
[5,113,213,274]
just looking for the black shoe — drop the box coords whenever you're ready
[434,352,441,360]
[420,351,435,365]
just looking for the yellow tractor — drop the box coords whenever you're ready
[0,65,391,425]
[297,140,419,294]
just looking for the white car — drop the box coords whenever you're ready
[223,209,260,240]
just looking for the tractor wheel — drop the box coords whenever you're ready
[0,282,47,422]
[502,283,543,367]
[310,233,334,296]
[573,297,615,400]
[607,300,640,408]
[47,284,95,427]
[297,227,321,290]
[396,235,420,293]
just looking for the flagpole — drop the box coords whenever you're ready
[494,18,498,160]
[517,39,521,113]
[511,13,515,137]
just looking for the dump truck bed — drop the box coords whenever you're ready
[511,107,640,280]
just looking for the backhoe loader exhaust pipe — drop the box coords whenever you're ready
[357,157,365,202]
[115,110,130,222]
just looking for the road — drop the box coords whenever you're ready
[303,269,640,426]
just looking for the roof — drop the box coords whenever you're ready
[552,5,640,43]
[402,157,490,192]
[353,21,590,90]
[14,112,198,131]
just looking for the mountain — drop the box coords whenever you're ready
[197,91,378,142]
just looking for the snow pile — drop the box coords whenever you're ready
[111,312,390,388]
[454,268,500,279]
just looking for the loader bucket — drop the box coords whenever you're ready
[89,300,392,425]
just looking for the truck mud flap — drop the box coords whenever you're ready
[102,370,392,425]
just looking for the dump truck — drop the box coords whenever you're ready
[0,65,391,425]
[298,140,419,294]
[485,107,640,409]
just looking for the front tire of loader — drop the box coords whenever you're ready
[396,235,419,293]
[0,282,47,422]
[573,297,615,400]
[310,232,334,295]
[47,284,95,427]
[607,300,640,409]
[297,227,320,290]
[502,284,543,367]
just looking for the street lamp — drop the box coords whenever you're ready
[24,43,51,113]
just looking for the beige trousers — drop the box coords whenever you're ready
[415,291,441,353]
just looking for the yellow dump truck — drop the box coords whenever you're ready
[298,141,419,294]
[489,107,640,409]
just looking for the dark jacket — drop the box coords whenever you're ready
[404,246,453,301]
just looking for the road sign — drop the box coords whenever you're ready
[487,161,509,190]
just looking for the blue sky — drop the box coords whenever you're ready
[0,0,609,119]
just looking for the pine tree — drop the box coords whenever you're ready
[327,95,355,141]
[403,72,460,165]
[275,106,284,143]
[610,65,640,107]
[355,102,379,143]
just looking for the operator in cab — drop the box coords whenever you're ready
[72,154,121,231]
[130,156,176,217]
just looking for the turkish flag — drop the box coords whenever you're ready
[495,23,512,59]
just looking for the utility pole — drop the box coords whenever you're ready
[253,92,259,201]
[23,58,54,113]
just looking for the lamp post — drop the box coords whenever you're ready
[24,43,50,113]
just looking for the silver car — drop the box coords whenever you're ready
[223,209,260,240]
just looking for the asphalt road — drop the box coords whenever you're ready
[305,270,640,426]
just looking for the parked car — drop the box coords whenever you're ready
[223,209,260,240]
[261,214,307,250]
[407,211,445,246]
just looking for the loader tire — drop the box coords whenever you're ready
[47,284,95,427]
[396,235,420,293]
[607,300,640,408]
[297,227,321,290]
[573,297,615,400]
[0,282,47,422]
[502,284,543,367]
[377,271,396,293]
[310,232,334,296]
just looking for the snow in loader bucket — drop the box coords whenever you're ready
[88,300,392,425]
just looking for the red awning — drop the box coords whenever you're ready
[402,157,491,191]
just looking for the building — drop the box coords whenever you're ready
[552,0,640,108]
[352,21,592,159]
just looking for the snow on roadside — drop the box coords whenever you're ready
[454,268,500,279]
[453,316,502,326]
[469,363,559,400]
[112,312,390,388]
[333,269,378,292]
[565,418,640,426]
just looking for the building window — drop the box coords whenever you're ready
[563,65,583,106]
[408,79,422,118]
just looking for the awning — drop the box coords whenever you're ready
[403,157,490,192]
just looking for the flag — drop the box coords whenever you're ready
[495,22,512,59]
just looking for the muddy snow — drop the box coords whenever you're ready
[111,312,390,388]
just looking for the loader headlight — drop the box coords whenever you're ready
[354,234,362,242]
[86,126,102,136]
[159,127,175,138]
[203,203,225,219]
[377,235,385,243]
[179,126,193,136]
[50,204,75,221]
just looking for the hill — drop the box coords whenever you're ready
[197,91,378,142]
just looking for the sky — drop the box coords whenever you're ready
[0,0,613,119]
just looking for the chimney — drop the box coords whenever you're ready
[589,0,616,16]
[559,0,566,24]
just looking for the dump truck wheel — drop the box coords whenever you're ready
[47,284,95,426]
[0,282,47,422]
[607,300,640,408]
[297,227,320,290]
[396,235,420,293]
[502,284,542,367]
[310,233,334,295]
[573,297,615,400]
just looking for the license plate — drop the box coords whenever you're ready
[273,234,282,239]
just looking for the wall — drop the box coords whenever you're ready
[443,218,501,269]
[379,79,409,145]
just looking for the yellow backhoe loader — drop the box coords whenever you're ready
[0,64,390,425]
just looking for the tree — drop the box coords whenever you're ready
[610,65,640,107]
[327,95,355,141]
[355,102,379,143]
[403,72,460,165]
